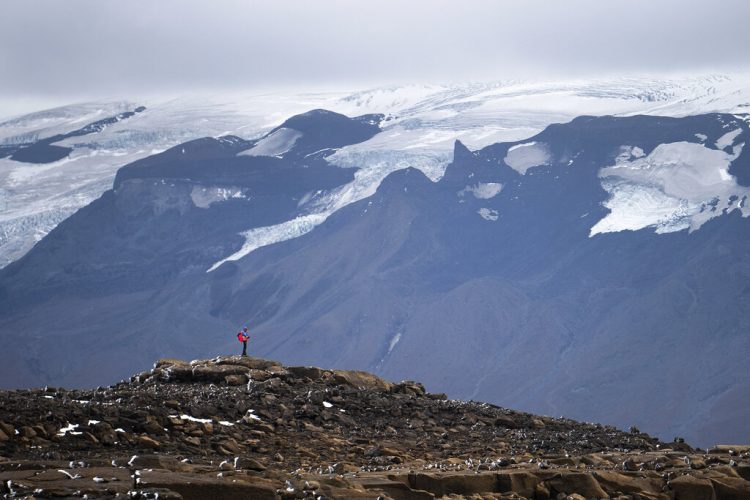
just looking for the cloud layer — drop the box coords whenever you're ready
[1,0,749,103]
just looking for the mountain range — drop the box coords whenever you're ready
[1,94,749,449]
[2,74,750,267]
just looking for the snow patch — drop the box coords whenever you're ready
[190,186,248,208]
[591,141,750,236]
[238,127,302,157]
[387,332,402,354]
[478,208,499,221]
[715,128,742,149]
[458,182,503,199]
[57,423,81,437]
[178,414,212,424]
[615,145,645,164]
[503,142,551,174]
[322,401,333,408]
[695,133,708,142]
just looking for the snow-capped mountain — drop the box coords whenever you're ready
[1,98,749,449]
[2,74,750,267]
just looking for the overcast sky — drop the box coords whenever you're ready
[1,0,749,111]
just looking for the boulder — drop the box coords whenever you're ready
[669,474,715,500]
[138,470,278,500]
[736,464,750,481]
[392,381,426,396]
[333,370,394,392]
[159,364,194,382]
[234,457,266,471]
[710,477,750,499]
[128,454,189,472]
[287,366,329,381]
[358,476,434,499]
[20,426,37,439]
[593,470,663,496]
[408,472,498,496]
[0,421,14,436]
[137,435,161,449]
[214,357,282,371]
[141,416,166,435]
[224,374,248,386]
[545,472,608,498]
[191,364,249,383]
[493,415,519,429]
[154,358,190,369]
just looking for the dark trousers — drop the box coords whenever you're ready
[241,341,248,356]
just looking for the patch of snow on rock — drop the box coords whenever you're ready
[459,182,503,199]
[591,141,750,236]
[478,208,500,221]
[190,186,248,208]
[715,128,743,149]
[57,423,81,437]
[179,414,212,424]
[615,146,646,164]
[238,127,302,157]
[503,142,551,174]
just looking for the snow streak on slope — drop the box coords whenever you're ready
[238,128,302,157]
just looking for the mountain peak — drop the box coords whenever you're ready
[452,139,473,162]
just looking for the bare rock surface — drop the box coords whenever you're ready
[1,356,748,499]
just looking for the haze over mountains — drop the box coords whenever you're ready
[1,74,750,450]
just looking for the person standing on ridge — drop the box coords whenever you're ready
[237,326,250,357]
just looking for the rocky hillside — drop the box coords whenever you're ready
[1,357,749,499]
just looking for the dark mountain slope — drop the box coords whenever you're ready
[1,111,749,449]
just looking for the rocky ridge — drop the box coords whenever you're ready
[1,356,749,499]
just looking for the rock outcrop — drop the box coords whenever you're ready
[0,356,748,499]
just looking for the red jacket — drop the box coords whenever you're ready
[237,331,249,342]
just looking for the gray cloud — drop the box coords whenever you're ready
[1,0,749,103]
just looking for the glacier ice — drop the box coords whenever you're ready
[590,141,749,236]
[5,74,750,267]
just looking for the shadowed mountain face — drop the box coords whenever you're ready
[1,110,749,448]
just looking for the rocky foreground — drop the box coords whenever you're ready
[1,357,749,499]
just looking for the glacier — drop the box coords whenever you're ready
[591,138,748,236]
[2,74,750,267]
